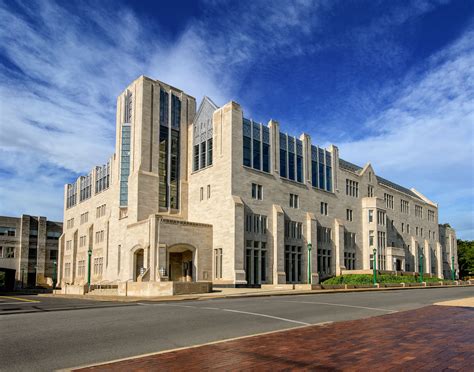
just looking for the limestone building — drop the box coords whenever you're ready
[0,215,62,289]
[58,75,459,289]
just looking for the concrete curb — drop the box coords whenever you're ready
[38,283,474,303]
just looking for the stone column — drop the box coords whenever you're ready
[269,120,280,175]
[436,242,443,279]
[18,215,30,287]
[424,239,431,275]
[272,204,286,284]
[410,236,417,273]
[301,133,311,187]
[306,212,319,283]
[333,219,344,276]
[233,196,246,285]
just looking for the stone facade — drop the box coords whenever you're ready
[58,75,459,289]
[0,215,62,288]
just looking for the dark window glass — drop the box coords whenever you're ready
[253,139,261,170]
[288,152,295,180]
[296,155,303,183]
[312,161,317,186]
[160,90,169,127]
[319,162,325,189]
[243,137,251,167]
[280,149,287,178]
[170,129,179,209]
[171,94,181,130]
[159,126,169,208]
[193,145,199,171]
[200,141,206,169]
[207,138,213,166]
[326,165,332,192]
[262,143,270,172]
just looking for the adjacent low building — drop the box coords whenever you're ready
[58,75,458,291]
[0,215,62,290]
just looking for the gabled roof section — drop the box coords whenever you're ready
[194,96,219,125]
[410,189,438,207]
[339,158,424,202]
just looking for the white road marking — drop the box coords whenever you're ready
[139,303,310,325]
[275,300,397,313]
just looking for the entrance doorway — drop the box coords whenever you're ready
[395,259,402,271]
[134,249,144,281]
[168,246,194,282]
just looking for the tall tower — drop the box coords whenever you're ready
[115,76,196,222]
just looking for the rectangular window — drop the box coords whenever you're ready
[369,231,374,246]
[384,193,394,209]
[262,143,270,172]
[193,144,199,171]
[120,124,131,207]
[320,202,328,216]
[77,260,85,277]
[377,211,386,226]
[170,129,180,209]
[296,155,303,183]
[401,199,409,214]
[428,210,435,222]
[279,149,287,178]
[368,210,373,223]
[200,141,206,169]
[368,185,374,197]
[253,138,261,170]
[402,223,404,233]
[415,205,423,218]
[288,152,295,180]
[289,194,299,208]
[243,136,252,167]
[251,183,263,200]
[207,138,213,167]
[0,246,15,258]
[318,162,325,189]
[346,209,353,221]
[207,185,211,199]
[346,179,359,197]
[200,187,204,201]
[159,125,169,208]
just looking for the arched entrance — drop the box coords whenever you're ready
[167,245,195,282]
[134,248,144,281]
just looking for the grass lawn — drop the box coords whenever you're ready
[322,274,446,285]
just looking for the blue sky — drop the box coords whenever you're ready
[0,0,473,239]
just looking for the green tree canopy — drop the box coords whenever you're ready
[457,239,474,278]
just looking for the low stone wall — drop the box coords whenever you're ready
[61,284,88,295]
[117,281,212,297]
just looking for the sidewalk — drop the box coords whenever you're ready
[42,282,473,303]
[75,303,474,371]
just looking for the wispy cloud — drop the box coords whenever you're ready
[338,29,474,238]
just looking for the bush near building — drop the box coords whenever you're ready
[322,274,445,285]
[457,240,474,279]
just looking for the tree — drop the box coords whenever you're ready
[457,240,474,279]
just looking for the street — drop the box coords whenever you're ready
[1,287,473,371]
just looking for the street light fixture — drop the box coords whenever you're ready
[307,243,312,285]
[373,248,377,286]
[53,260,57,289]
[419,253,424,283]
[87,248,92,288]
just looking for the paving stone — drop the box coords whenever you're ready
[77,305,474,371]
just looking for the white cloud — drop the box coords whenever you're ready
[338,30,474,239]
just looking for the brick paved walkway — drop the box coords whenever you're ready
[77,305,474,371]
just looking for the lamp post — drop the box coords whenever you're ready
[373,248,377,286]
[307,243,312,285]
[87,248,92,288]
[53,260,57,289]
[451,256,455,281]
[419,253,424,283]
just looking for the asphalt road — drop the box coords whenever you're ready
[1,287,473,371]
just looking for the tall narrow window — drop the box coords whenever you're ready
[120,124,131,207]
[200,141,206,169]
[262,143,270,172]
[207,138,213,166]
[253,138,261,170]
[193,145,199,171]
[159,125,168,208]
[170,129,180,209]
[243,136,251,167]
[288,138,295,180]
